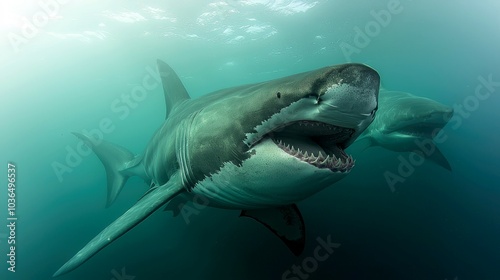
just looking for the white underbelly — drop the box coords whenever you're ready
[190,138,347,209]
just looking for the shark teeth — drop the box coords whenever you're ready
[272,139,354,172]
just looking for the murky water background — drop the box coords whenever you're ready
[1,1,499,279]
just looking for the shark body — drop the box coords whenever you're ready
[54,60,380,277]
[354,90,454,170]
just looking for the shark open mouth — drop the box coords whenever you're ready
[392,122,446,138]
[269,121,355,172]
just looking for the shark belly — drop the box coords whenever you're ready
[191,138,346,209]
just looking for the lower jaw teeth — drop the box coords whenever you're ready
[273,138,354,171]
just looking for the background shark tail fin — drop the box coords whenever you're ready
[157,59,191,118]
[72,132,144,207]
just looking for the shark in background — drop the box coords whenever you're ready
[53,60,380,277]
[352,90,454,171]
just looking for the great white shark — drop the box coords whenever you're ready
[353,90,454,170]
[164,90,455,217]
[53,60,380,277]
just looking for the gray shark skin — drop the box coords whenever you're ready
[53,60,380,277]
[353,90,454,170]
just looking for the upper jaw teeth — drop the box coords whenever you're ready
[273,138,354,172]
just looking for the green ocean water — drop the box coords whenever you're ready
[1,0,500,279]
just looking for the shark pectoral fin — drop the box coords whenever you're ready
[163,194,190,217]
[415,146,452,171]
[137,185,158,201]
[157,59,191,118]
[72,132,144,207]
[240,204,305,256]
[53,173,185,278]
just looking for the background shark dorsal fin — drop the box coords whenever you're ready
[240,204,305,256]
[157,59,191,118]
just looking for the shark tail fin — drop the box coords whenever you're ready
[157,59,191,118]
[72,132,144,207]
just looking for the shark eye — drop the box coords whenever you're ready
[316,95,322,104]
[308,94,322,104]
[276,92,281,99]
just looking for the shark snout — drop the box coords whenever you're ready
[425,106,454,123]
[322,64,380,118]
[338,64,381,91]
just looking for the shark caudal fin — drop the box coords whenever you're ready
[72,132,146,207]
[157,59,191,118]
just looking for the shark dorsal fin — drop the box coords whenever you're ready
[157,59,191,118]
